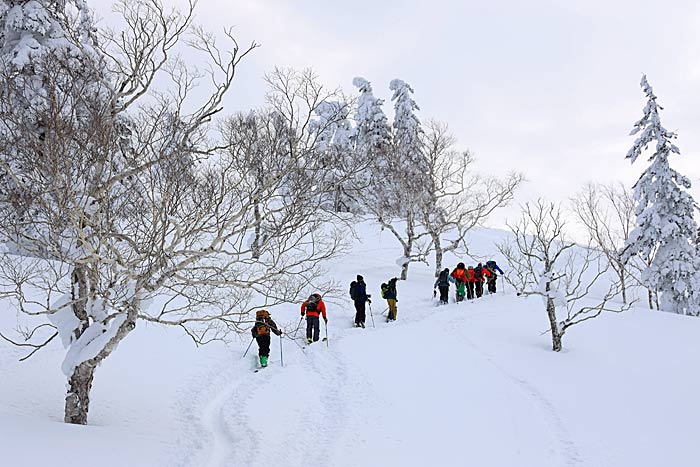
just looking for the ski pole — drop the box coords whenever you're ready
[280,333,284,367]
[368,301,375,328]
[324,319,329,347]
[292,316,303,338]
[242,336,255,359]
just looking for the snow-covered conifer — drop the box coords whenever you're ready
[389,78,429,188]
[623,75,700,315]
[370,79,433,279]
[352,77,391,156]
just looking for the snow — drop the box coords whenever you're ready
[2,221,700,466]
[61,313,126,377]
[47,293,80,347]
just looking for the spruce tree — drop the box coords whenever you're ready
[623,75,700,315]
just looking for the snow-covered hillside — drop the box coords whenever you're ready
[1,223,699,467]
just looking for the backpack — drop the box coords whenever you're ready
[349,281,358,300]
[306,294,320,312]
[438,270,450,286]
[486,261,498,273]
[380,283,389,299]
[255,309,271,335]
[474,266,483,279]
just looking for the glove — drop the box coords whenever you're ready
[278,331,284,336]
[301,313,305,317]
[323,317,328,323]
[367,298,372,304]
[433,289,436,298]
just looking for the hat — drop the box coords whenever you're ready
[357,275,363,282]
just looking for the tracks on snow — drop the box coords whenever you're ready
[448,311,583,467]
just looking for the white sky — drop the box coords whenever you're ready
[97,0,700,228]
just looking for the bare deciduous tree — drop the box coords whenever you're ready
[262,67,371,215]
[418,120,522,276]
[0,0,342,425]
[497,200,629,352]
[571,182,658,308]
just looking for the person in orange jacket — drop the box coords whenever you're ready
[301,293,327,344]
[451,262,468,302]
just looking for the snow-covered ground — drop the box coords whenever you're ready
[1,223,699,466]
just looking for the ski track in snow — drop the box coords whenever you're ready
[197,338,355,467]
[197,295,583,467]
[448,307,584,467]
[201,361,266,467]
[305,344,352,466]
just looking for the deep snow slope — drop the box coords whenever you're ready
[1,223,699,467]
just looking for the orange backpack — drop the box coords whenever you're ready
[255,310,271,335]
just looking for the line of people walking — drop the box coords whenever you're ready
[434,261,503,305]
[249,260,503,367]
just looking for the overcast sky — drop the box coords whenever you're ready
[99,0,700,227]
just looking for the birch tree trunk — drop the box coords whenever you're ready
[430,230,443,277]
[545,278,563,352]
[252,199,262,259]
[400,212,414,280]
[65,362,96,424]
[64,298,139,424]
[619,262,627,305]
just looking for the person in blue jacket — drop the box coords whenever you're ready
[485,260,504,294]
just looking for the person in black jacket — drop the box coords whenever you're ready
[349,275,371,328]
[251,310,282,367]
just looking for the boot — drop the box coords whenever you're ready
[307,337,313,344]
[360,322,365,328]
[260,356,268,367]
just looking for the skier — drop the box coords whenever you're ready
[381,278,399,321]
[466,266,476,300]
[301,293,327,344]
[450,262,468,302]
[349,275,371,328]
[251,310,283,368]
[473,263,491,298]
[433,268,454,304]
[485,260,504,294]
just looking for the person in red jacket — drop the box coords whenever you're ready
[473,263,491,298]
[301,293,327,344]
[466,266,477,300]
